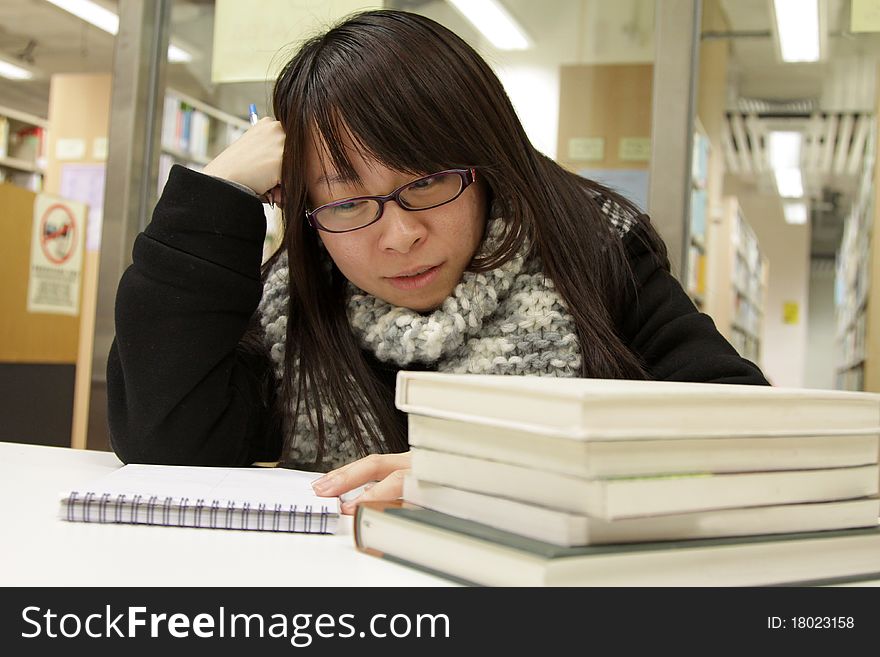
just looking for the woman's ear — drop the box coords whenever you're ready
[482,180,499,221]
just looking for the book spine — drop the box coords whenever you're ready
[60,492,334,533]
[162,96,177,149]
[182,106,192,153]
[0,116,9,158]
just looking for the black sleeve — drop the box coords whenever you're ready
[107,165,283,465]
[618,221,770,385]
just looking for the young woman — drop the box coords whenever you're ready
[108,10,767,514]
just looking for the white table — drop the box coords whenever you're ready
[0,442,452,586]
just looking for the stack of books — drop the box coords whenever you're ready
[354,373,880,586]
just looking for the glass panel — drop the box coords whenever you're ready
[161,0,279,260]
[0,0,117,449]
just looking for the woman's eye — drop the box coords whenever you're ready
[332,201,363,214]
[409,177,437,191]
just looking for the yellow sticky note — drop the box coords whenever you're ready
[783,302,799,325]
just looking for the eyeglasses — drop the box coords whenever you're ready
[305,168,477,233]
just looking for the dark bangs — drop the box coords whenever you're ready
[274,10,534,271]
[301,12,511,178]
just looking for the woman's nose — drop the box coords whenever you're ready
[377,201,428,254]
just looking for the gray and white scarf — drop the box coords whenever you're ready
[258,203,632,470]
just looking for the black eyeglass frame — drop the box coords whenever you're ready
[305,167,478,233]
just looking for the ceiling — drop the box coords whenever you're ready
[0,0,239,118]
[2,0,879,258]
[0,0,115,115]
[719,0,880,258]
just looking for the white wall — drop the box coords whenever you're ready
[804,259,837,389]
[578,0,654,64]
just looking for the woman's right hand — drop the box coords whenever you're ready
[203,117,285,201]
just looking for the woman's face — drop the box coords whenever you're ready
[304,131,488,312]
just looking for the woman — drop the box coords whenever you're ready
[107,10,767,514]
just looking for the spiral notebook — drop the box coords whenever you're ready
[59,464,339,534]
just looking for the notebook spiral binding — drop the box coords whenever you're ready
[62,491,332,533]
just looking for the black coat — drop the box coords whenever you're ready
[107,166,768,466]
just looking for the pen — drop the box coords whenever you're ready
[247,103,274,208]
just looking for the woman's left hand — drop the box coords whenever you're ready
[310,452,411,515]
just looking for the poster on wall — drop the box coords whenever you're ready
[26,194,87,316]
[60,163,106,252]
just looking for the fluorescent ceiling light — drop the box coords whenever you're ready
[46,0,193,62]
[783,201,808,225]
[773,0,820,62]
[447,0,531,50]
[768,131,802,170]
[0,59,34,80]
[46,0,118,34]
[769,131,804,197]
[167,44,193,63]
[775,169,804,198]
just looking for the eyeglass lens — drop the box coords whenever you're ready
[313,171,465,232]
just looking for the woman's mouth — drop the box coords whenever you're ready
[386,264,442,290]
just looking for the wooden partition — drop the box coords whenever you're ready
[0,182,80,363]
[557,63,653,174]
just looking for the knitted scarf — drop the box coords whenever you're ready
[258,203,632,470]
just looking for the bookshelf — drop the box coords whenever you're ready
[686,125,710,309]
[159,88,249,194]
[706,197,768,365]
[159,89,282,262]
[834,157,874,391]
[0,105,47,192]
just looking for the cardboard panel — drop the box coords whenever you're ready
[0,182,80,363]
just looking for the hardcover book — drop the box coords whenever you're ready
[355,502,880,586]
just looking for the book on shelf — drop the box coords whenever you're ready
[690,187,707,239]
[404,475,880,547]
[410,448,879,519]
[0,116,8,158]
[395,372,880,438]
[691,130,709,188]
[162,96,211,160]
[0,169,42,192]
[225,122,246,145]
[407,414,880,478]
[10,123,46,163]
[354,501,880,586]
[59,464,339,534]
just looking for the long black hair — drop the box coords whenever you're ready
[265,9,668,467]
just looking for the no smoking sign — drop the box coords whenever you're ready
[27,194,87,316]
[39,203,77,265]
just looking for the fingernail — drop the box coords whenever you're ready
[311,474,337,494]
